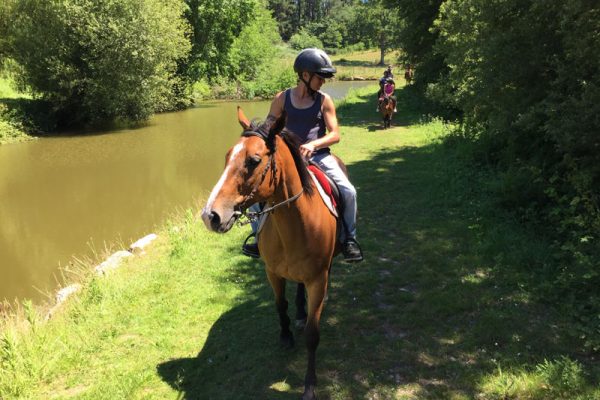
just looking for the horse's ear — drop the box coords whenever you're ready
[269,111,287,136]
[237,106,251,130]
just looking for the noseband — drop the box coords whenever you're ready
[237,129,304,226]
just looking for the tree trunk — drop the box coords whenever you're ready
[379,34,385,65]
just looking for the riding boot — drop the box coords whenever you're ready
[340,220,363,263]
[342,238,363,263]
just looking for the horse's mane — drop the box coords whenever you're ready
[279,128,314,196]
[243,120,314,196]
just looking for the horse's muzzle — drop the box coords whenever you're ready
[201,208,241,233]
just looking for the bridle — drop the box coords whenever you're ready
[236,129,304,226]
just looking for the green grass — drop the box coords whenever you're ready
[1,85,598,399]
[332,49,402,81]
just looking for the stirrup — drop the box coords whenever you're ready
[242,233,260,258]
[243,232,256,246]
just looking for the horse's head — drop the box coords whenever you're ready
[380,97,393,113]
[201,107,286,233]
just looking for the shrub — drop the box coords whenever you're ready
[435,0,600,351]
[288,29,323,50]
[536,357,586,398]
[9,0,190,127]
[230,6,281,82]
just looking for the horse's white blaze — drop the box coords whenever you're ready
[203,142,244,212]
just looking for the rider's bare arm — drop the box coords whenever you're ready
[266,91,286,123]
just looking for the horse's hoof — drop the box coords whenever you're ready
[295,318,307,331]
[280,332,295,349]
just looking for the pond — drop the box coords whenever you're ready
[0,80,375,303]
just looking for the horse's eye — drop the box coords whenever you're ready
[246,155,261,168]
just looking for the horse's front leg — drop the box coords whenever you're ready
[266,271,294,348]
[302,275,328,400]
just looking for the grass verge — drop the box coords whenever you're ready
[1,86,598,399]
[332,49,402,81]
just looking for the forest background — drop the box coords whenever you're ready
[0,0,598,369]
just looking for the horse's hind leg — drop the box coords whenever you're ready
[267,271,294,348]
[302,276,328,400]
[295,283,307,330]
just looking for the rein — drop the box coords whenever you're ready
[236,130,304,226]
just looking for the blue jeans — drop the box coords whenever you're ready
[249,152,357,242]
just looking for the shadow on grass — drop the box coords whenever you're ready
[157,254,308,399]
[158,91,596,398]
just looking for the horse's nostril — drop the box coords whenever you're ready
[209,211,221,229]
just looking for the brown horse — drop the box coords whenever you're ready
[380,95,394,129]
[201,107,339,400]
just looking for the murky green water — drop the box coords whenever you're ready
[0,81,374,302]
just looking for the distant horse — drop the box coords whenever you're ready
[404,66,414,85]
[380,95,394,129]
[201,107,341,400]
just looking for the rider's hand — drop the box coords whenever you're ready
[300,143,316,158]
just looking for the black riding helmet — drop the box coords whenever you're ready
[294,48,336,79]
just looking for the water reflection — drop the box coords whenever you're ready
[0,81,374,302]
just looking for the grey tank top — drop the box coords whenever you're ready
[284,89,330,154]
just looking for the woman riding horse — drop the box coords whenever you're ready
[242,48,363,263]
[201,48,364,399]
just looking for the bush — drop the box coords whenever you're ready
[288,29,323,50]
[319,22,343,49]
[238,64,296,99]
[435,0,600,351]
[536,357,586,398]
[230,6,281,82]
[9,0,190,127]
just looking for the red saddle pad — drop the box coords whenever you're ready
[308,165,337,209]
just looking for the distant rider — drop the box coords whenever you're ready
[377,65,394,111]
[380,78,397,113]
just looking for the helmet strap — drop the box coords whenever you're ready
[299,73,318,99]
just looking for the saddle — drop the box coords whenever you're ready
[307,161,342,218]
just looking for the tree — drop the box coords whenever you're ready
[434,0,600,351]
[354,0,398,64]
[185,0,256,82]
[0,0,17,64]
[388,0,446,87]
[10,0,190,126]
[267,0,298,40]
[230,6,281,81]
[230,5,295,97]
